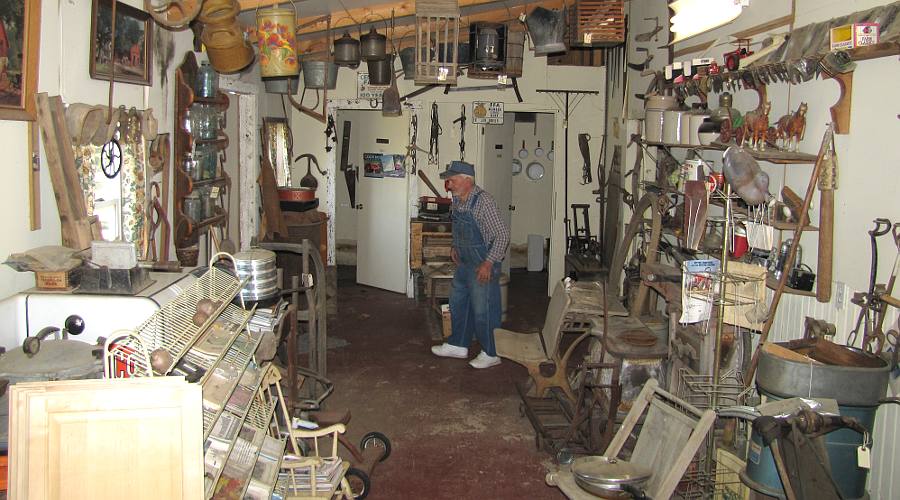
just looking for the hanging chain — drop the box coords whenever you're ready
[453,104,466,161]
[406,113,418,174]
[428,102,441,166]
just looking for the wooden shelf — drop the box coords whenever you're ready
[643,140,817,164]
[193,175,230,189]
[771,220,818,231]
[766,275,817,297]
[664,39,900,93]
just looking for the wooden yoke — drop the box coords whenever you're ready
[826,71,853,134]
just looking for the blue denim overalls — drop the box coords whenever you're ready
[447,191,502,356]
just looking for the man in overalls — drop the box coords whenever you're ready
[431,161,510,369]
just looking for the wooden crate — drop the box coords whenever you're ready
[34,265,81,290]
[441,306,452,338]
[571,0,626,47]
[415,0,461,84]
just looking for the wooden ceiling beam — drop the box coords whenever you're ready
[295,0,562,53]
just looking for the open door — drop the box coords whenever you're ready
[479,118,515,275]
[350,110,409,293]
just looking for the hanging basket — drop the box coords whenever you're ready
[256,6,299,77]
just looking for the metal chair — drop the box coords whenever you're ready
[546,378,716,499]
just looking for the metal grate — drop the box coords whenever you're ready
[571,0,626,47]
[108,265,246,377]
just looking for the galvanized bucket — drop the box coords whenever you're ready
[256,6,299,77]
[301,60,338,89]
[366,54,393,85]
[525,7,567,55]
[399,47,416,79]
[263,76,300,94]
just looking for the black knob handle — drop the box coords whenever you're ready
[65,315,85,336]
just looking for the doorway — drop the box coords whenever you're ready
[334,109,411,294]
[479,111,555,277]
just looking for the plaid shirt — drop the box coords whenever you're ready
[451,185,510,263]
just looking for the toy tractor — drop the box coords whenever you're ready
[724,38,754,71]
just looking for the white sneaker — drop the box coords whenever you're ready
[431,343,468,359]
[468,352,502,369]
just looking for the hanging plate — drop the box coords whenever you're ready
[100,138,123,179]
[512,158,522,176]
[526,161,544,181]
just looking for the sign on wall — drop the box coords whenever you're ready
[358,73,389,100]
[472,101,504,124]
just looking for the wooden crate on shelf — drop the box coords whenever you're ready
[570,0,626,47]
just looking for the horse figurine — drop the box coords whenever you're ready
[775,102,808,152]
[740,101,772,151]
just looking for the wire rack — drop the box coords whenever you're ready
[201,329,265,437]
[181,303,256,384]
[108,253,247,376]
[677,452,752,499]
[684,268,764,307]
[675,368,754,410]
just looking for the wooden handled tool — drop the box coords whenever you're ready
[817,128,836,303]
[417,170,445,199]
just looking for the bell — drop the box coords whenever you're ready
[360,27,387,61]
[333,31,361,68]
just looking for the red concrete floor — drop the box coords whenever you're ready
[320,267,566,500]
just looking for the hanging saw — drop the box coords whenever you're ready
[452,104,466,161]
[428,102,441,166]
[578,133,592,185]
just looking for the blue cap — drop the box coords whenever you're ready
[439,161,475,179]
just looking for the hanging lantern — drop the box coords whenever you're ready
[256,5,299,77]
[360,27,387,61]
[333,31,361,68]
[470,22,506,72]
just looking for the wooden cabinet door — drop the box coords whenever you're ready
[10,378,203,500]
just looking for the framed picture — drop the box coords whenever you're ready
[0,0,41,121]
[89,0,152,86]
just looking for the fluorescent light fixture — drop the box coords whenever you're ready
[670,0,747,43]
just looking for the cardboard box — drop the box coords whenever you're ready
[830,23,879,50]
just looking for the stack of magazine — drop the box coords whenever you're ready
[248,299,288,333]
[279,456,344,494]
[244,435,285,500]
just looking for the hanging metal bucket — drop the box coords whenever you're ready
[263,76,300,94]
[301,60,338,89]
[360,27,387,61]
[202,23,255,74]
[333,31,361,68]
[525,7,567,55]
[366,54,394,85]
[399,47,416,79]
[256,6,299,77]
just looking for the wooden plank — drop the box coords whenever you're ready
[28,122,41,230]
[730,14,794,40]
[34,93,92,250]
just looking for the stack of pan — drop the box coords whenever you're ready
[233,249,279,305]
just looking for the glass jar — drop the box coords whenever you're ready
[190,103,217,140]
[196,62,218,98]
[183,154,201,181]
[183,193,202,221]
[199,186,215,219]
[195,144,218,179]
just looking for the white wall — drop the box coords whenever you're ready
[625,0,900,497]
[290,48,606,292]
[0,0,193,300]
[511,112,554,246]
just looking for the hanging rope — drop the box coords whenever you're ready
[428,102,441,166]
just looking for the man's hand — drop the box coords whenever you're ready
[451,247,459,265]
[476,261,493,283]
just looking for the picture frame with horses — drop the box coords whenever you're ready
[0,0,41,121]
[89,0,152,86]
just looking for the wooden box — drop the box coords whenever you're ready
[34,264,81,290]
[441,305,452,338]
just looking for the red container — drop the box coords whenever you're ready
[731,226,749,258]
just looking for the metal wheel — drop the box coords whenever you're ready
[360,431,391,462]
[345,467,370,499]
